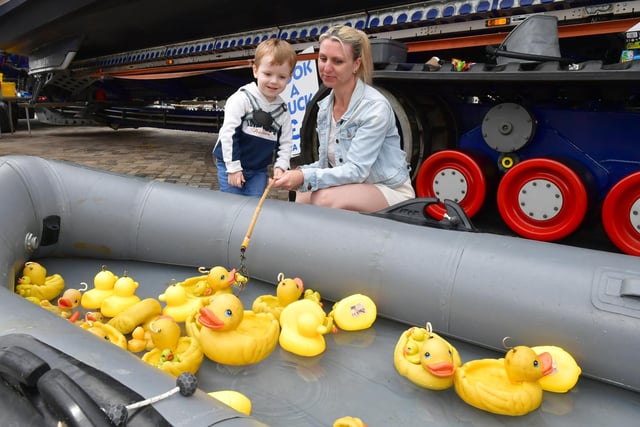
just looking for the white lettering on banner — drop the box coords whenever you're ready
[282,46,318,156]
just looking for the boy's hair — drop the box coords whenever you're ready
[254,38,297,72]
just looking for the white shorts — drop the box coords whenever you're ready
[375,178,415,206]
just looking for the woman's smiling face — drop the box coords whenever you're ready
[317,38,360,89]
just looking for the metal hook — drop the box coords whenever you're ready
[150,321,160,334]
[85,312,95,327]
[502,336,513,349]
[425,321,433,338]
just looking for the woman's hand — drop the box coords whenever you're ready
[273,169,304,190]
[273,167,285,179]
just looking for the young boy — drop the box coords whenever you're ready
[213,38,297,197]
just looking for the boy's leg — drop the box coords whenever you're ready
[242,169,268,198]
[216,159,244,195]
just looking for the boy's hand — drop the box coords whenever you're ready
[228,171,245,188]
[273,167,285,179]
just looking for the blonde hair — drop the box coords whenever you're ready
[319,25,373,84]
[254,38,297,73]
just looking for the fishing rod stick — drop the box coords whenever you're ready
[241,178,274,252]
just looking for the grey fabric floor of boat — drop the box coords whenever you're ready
[20,257,640,426]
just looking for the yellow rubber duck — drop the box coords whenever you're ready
[532,345,581,393]
[100,272,141,318]
[333,416,367,427]
[78,311,106,325]
[208,390,252,415]
[79,320,128,350]
[141,316,204,376]
[328,294,377,331]
[15,276,40,304]
[176,276,212,298]
[303,288,323,306]
[394,323,461,390]
[252,272,305,320]
[401,337,422,365]
[454,343,553,416]
[128,326,148,353]
[39,284,86,319]
[81,265,118,310]
[15,261,65,303]
[158,283,204,322]
[22,261,49,285]
[75,311,106,327]
[107,298,162,335]
[279,299,335,357]
[179,265,246,299]
[185,293,279,365]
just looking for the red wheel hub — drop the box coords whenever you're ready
[602,171,640,256]
[497,158,588,241]
[415,150,488,219]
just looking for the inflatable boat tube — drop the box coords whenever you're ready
[1,155,639,426]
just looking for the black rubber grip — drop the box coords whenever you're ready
[37,368,116,427]
[0,345,50,386]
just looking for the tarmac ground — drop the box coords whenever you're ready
[0,119,291,201]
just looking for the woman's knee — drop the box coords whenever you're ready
[295,191,311,204]
[309,189,341,208]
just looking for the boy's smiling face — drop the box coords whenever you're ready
[253,55,291,101]
[253,54,292,102]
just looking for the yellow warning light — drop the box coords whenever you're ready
[486,18,509,27]
[166,58,174,65]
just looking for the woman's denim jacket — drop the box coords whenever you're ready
[298,79,410,192]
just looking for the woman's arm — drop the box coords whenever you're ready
[298,98,393,192]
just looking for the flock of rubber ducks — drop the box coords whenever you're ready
[15,261,583,420]
[394,323,582,416]
[13,262,380,418]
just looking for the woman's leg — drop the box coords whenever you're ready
[295,191,312,204]
[304,183,389,213]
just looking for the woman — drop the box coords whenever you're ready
[272,25,415,212]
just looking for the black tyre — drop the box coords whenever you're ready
[0,101,19,133]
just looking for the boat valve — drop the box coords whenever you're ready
[24,232,39,252]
